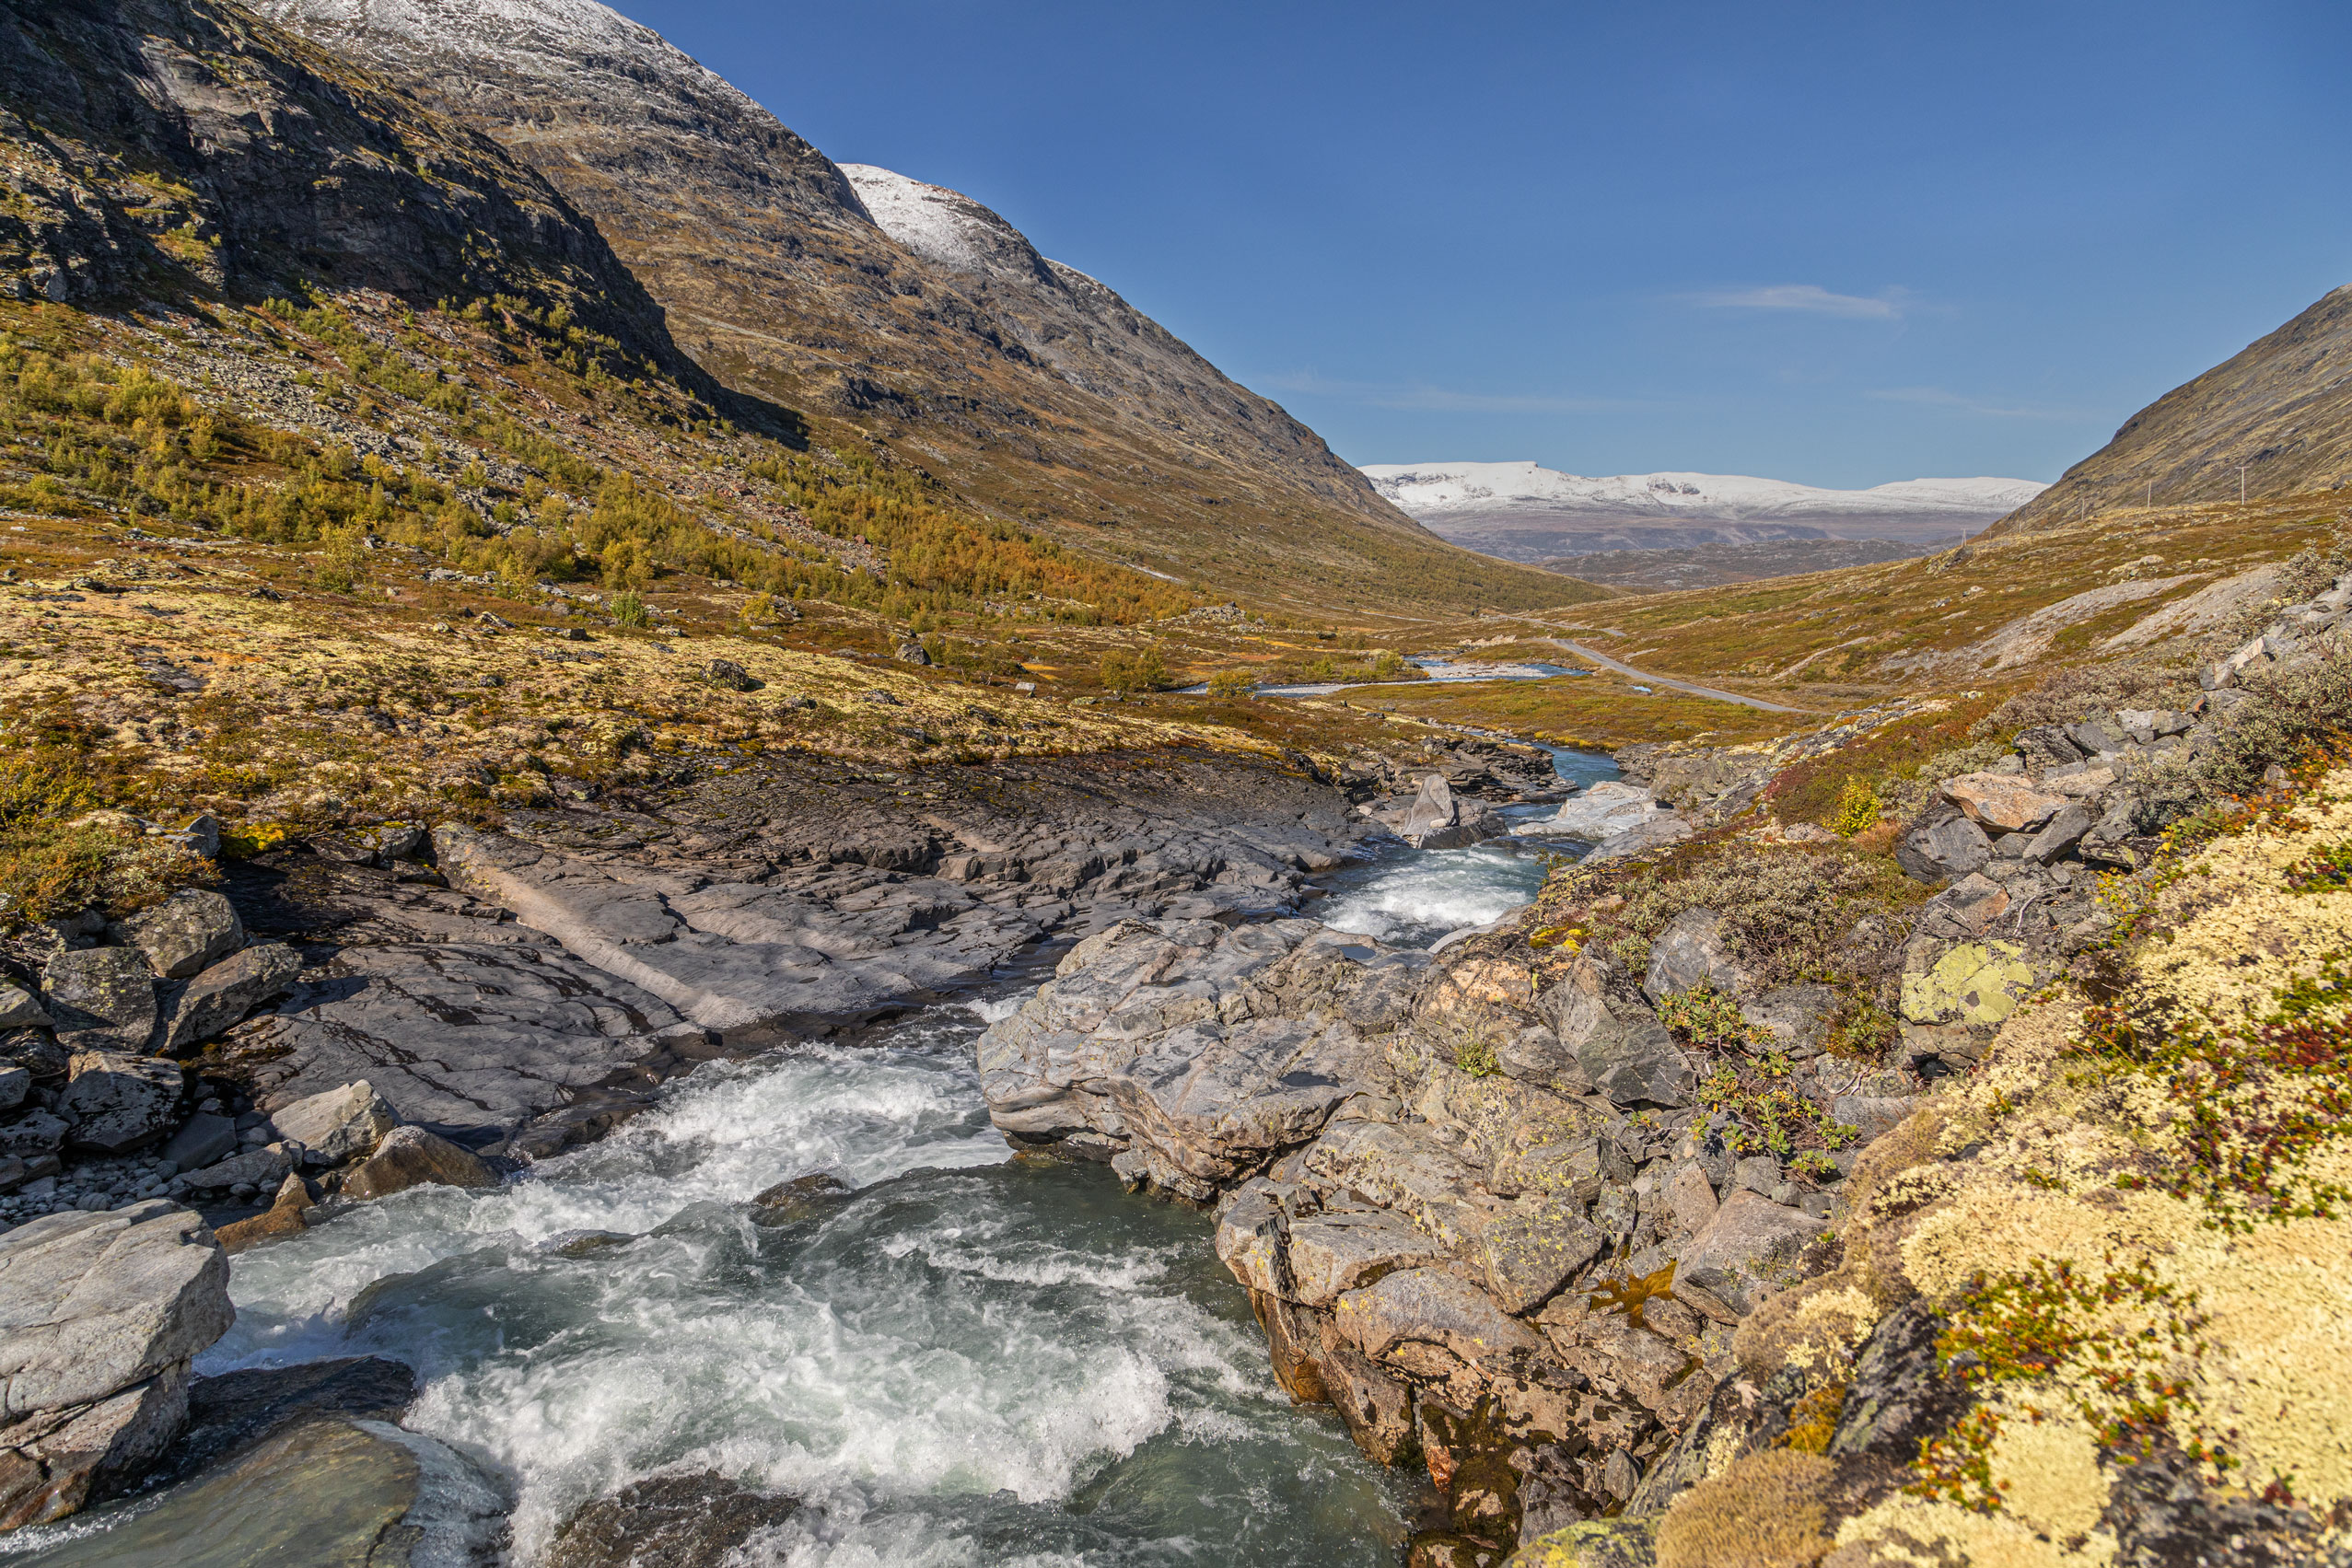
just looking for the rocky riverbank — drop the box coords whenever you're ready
[975,582,2352,1566]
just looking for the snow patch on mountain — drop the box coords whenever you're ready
[1359,461,2043,522]
[837,165,1047,280]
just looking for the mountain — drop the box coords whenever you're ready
[1992,283,2352,534]
[251,0,1601,613]
[1360,460,2043,561]
[0,0,680,377]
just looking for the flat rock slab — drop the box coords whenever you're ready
[8,1413,506,1567]
[436,826,1043,1031]
[229,940,690,1145]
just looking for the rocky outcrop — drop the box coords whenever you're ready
[979,895,1925,1562]
[0,1201,231,1528]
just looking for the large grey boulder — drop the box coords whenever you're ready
[1675,1189,1826,1312]
[0,1203,229,1471]
[1641,908,1750,1001]
[1893,804,1993,885]
[1283,1208,1450,1307]
[158,943,302,1053]
[39,948,155,1052]
[1739,985,1837,1059]
[1548,951,1693,1109]
[111,890,243,980]
[181,1144,296,1194]
[265,1082,398,1166]
[57,1053,182,1156]
[160,1113,237,1172]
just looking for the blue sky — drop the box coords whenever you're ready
[624,0,2347,487]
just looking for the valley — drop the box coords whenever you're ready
[0,2,2347,1568]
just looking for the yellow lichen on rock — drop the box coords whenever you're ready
[1828,1492,2116,1568]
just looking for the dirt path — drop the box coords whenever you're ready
[1550,639,1814,714]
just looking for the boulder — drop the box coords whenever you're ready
[341,1125,497,1202]
[215,1174,314,1255]
[0,1365,190,1530]
[0,1033,66,1082]
[265,1082,397,1166]
[547,1470,800,1568]
[158,943,302,1053]
[1478,1199,1605,1315]
[1286,1208,1450,1308]
[1641,908,1750,1001]
[182,1144,295,1193]
[0,1116,65,1160]
[111,890,243,980]
[1738,985,1836,1059]
[58,1052,182,1156]
[1549,952,1692,1109]
[1663,1162,1718,1235]
[39,948,155,1051]
[159,1113,238,1172]
[1832,1094,1918,1144]
[1939,772,2067,833]
[703,658,763,691]
[2022,802,2094,865]
[0,987,48,1032]
[1914,872,2011,942]
[1674,1189,1826,1304]
[1893,805,1992,885]
[1333,1266,1544,1376]
[0,1070,26,1114]
[1578,813,1694,865]
[2012,725,2085,772]
[0,1201,231,1418]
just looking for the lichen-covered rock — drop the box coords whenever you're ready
[341,1125,496,1201]
[0,987,48,1032]
[1674,1191,1825,1311]
[157,942,301,1053]
[1287,1206,1451,1307]
[1479,1199,1605,1316]
[39,948,155,1052]
[1547,953,1691,1109]
[111,890,243,980]
[56,1052,182,1156]
[1899,940,2033,1028]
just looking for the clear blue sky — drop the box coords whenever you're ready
[623,0,2347,488]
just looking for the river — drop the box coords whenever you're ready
[8,749,1620,1568]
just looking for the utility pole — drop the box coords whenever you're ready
[2146,478,2153,508]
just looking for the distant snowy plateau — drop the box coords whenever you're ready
[1360,460,2046,559]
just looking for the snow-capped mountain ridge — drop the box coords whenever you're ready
[1361,461,2043,522]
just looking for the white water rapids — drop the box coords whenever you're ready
[10,749,1621,1566]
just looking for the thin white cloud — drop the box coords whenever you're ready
[1867,386,2084,421]
[1259,370,1651,414]
[1687,284,1907,320]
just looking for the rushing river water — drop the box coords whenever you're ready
[12,749,1620,1567]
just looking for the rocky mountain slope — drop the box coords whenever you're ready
[1365,462,2042,560]
[1996,281,2352,533]
[250,0,1597,613]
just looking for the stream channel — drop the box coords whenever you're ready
[11,748,1618,1568]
